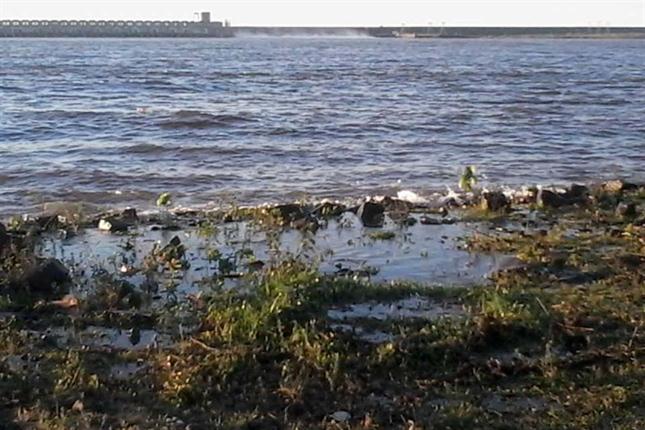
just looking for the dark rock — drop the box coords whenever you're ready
[442,197,461,208]
[313,202,346,218]
[566,184,589,198]
[36,215,60,231]
[159,236,185,262]
[160,224,181,231]
[563,184,590,204]
[0,223,8,252]
[420,215,443,225]
[272,204,320,230]
[291,216,320,232]
[98,217,129,233]
[166,236,181,247]
[538,185,592,209]
[602,180,637,194]
[615,202,637,218]
[514,187,539,205]
[247,260,266,272]
[403,217,417,226]
[121,208,139,223]
[97,208,140,233]
[357,201,385,227]
[22,258,70,295]
[592,191,620,210]
[381,197,413,213]
[272,204,306,223]
[623,182,639,191]
[481,191,510,212]
[538,189,567,208]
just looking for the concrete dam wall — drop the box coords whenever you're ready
[1,21,644,39]
[0,19,234,38]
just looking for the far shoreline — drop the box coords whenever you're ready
[2,23,645,39]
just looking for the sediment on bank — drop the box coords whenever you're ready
[0,179,643,429]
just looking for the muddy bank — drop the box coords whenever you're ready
[1,179,643,429]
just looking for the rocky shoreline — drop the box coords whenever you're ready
[1,179,643,429]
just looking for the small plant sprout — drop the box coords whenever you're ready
[156,192,172,208]
[459,166,478,192]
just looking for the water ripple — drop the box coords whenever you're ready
[1,38,644,215]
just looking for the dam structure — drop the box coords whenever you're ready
[0,12,233,38]
[1,13,644,39]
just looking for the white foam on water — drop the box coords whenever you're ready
[396,190,429,204]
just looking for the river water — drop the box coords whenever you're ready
[1,37,644,215]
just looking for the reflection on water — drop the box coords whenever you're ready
[39,213,511,299]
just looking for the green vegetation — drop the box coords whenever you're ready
[459,166,478,193]
[368,230,396,241]
[156,192,172,208]
[0,185,643,429]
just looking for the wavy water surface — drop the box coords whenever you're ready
[1,38,644,215]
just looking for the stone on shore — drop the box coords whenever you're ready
[98,218,129,233]
[381,197,413,213]
[537,184,593,209]
[313,202,346,218]
[0,222,8,252]
[513,186,539,205]
[481,191,510,212]
[616,202,637,219]
[331,411,351,423]
[419,215,443,225]
[98,209,140,233]
[602,180,638,194]
[537,189,566,208]
[35,214,60,231]
[121,208,139,223]
[159,236,186,263]
[357,201,385,227]
[22,258,70,295]
[563,184,590,204]
[291,216,320,232]
[272,204,306,223]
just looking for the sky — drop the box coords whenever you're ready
[1,1,644,27]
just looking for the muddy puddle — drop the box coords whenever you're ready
[327,296,465,344]
[330,324,395,344]
[28,213,518,347]
[327,296,464,322]
[38,213,514,301]
[33,325,172,351]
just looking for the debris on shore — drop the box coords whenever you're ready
[0,179,643,428]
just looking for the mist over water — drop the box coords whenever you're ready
[1,38,644,215]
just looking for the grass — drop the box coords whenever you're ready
[0,187,643,428]
[368,231,397,241]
